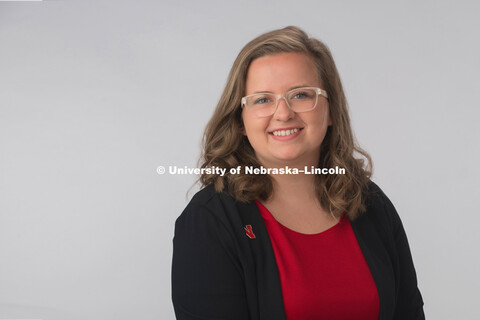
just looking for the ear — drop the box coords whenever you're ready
[327,110,333,126]
[324,101,333,126]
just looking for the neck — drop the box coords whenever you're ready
[257,153,321,205]
[268,172,318,204]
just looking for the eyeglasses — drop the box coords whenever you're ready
[241,87,328,118]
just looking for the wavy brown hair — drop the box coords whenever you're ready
[198,26,372,220]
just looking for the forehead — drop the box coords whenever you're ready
[245,52,320,93]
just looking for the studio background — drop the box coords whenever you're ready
[1,0,479,319]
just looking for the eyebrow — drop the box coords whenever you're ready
[250,85,315,94]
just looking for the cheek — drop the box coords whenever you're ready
[303,108,329,139]
[242,119,269,149]
[242,112,266,135]
[314,105,330,126]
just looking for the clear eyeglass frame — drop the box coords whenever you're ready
[241,87,329,118]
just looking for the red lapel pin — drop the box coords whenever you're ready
[244,225,256,239]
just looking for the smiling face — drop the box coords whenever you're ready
[242,52,331,168]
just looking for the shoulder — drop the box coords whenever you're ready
[355,180,403,234]
[185,184,223,209]
[175,184,244,237]
[364,180,391,207]
[180,184,237,218]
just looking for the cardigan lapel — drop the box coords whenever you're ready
[236,200,287,320]
[351,212,396,320]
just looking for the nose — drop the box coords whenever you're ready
[273,97,295,121]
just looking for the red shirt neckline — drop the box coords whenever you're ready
[254,199,346,238]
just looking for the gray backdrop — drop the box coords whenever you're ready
[1,0,479,319]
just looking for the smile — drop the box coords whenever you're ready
[271,128,301,137]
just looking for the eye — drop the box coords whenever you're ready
[291,91,312,100]
[253,96,272,105]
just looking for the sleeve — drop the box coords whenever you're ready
[171,202,249,320]
[382,193,425,320]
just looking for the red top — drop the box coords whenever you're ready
[255,201,380,320]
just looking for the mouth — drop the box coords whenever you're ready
[269,128,303,137]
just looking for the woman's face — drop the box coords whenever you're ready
[242,52,331,168]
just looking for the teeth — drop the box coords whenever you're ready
[272,128,299,136]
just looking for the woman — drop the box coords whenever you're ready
[172,26,424,320]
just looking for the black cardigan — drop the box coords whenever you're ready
[172,182,425,319]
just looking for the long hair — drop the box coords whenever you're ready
[198,26,372,220]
